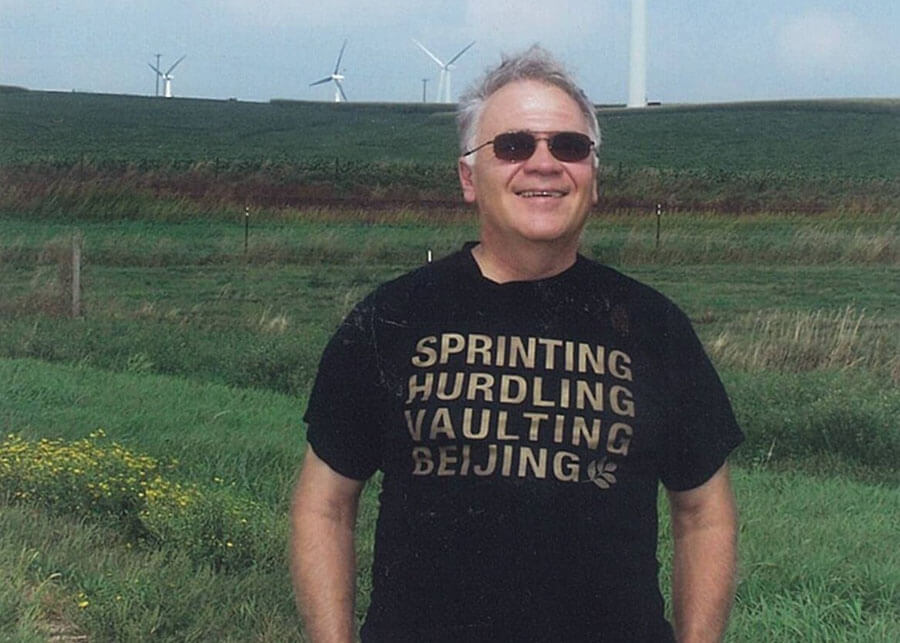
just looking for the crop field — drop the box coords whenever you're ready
[1,90,899,641]
[2,89,899,216]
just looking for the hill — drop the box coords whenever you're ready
[1,90,898,215]
[1,90,898,176]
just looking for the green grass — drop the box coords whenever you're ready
[2,85,898,639]
[1,358,897,641]
[1,212,899,639]
[721,468,899,642]
[0,503,304,642]
[2,215,898,401]
[0,358,305,506]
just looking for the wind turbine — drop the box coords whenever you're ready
[412,39,475,103]
[627,0,648,108]
[310,40,349,102]
[149,55,186,99]
[153,53,161,97]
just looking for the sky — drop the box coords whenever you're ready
[1,1,897,105]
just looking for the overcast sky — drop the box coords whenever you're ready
[1,1,897,104]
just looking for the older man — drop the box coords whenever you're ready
[291,46,743,642]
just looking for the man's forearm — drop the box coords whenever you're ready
[289,449,365,643]
[291,508,358,642]
[670,519,737,642]
[668,465,739,643]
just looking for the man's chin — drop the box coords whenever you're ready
[515,226,582,246]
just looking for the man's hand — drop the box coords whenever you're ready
[666,463,739,643]
[290,447,366,643]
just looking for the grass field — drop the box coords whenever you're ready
[1,91,899,640]
[2,210,899,640]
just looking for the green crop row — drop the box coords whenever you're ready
[2,90,898,178]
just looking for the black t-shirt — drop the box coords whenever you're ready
[305,244,744,642]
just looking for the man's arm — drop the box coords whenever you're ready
[290,447,366,643]
[666,463,739,643]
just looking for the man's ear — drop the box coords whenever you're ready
[458,158,477,203]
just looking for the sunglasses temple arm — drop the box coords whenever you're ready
[462,140,494,157]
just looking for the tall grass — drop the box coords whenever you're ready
[3,162,899,220]
[709,307,900,379]
[0,502,305,641]
[1,217,897,406]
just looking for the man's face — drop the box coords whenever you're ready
[458,80,598,252]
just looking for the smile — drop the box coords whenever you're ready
[515,190,569,198]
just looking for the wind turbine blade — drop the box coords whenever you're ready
[333,39,348,74]
[447,41,475,66]
[166,54,186,75]
[148,63,163,75]
[310,76,333,86]
[412,38,445,68]
[335,79,348,102]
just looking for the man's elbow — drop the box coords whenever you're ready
[291,448,364,532]
[668,463,738,536]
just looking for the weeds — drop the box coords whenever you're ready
[0,431,282,572]
[3,162,899,220]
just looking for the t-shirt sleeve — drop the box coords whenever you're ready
[304,299,384,481]
[657,301,744,491]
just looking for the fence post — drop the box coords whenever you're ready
[71,231,83,318]
[244,206,250,255]
[655,203,662,250]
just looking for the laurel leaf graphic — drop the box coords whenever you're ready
[587,457,617,489]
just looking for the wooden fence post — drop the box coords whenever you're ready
[655,203,662,250]
[244,206,250,255]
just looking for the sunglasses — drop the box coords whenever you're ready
[463,131,596,163]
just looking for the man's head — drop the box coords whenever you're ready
[456,46,600,258]
[457,45,600,163]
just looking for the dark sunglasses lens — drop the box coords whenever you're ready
[549,133,593,161]
[493,132,536,161]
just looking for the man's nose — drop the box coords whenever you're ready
[523,138,560,171]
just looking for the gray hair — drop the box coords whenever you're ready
[456,45,601,162]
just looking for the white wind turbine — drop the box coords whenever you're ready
[310,40,349,102]
[148,55,186,99]
[412,39,475,103]
[627,0,648,108]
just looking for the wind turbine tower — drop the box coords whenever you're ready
[413,39,475,103]
[149,55,186,98]
[627,0,648,108]
[154,53,161,97]
[310,40,349,102]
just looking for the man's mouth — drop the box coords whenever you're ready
[515,189,569,198]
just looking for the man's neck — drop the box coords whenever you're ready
[470,240,578,283]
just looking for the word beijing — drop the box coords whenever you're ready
[405,333,637,483]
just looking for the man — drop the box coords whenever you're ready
[291,46,743,643]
